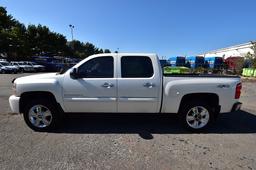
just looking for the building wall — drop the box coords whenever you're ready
[202,42,254,59]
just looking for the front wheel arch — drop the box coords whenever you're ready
[19,91,64,114]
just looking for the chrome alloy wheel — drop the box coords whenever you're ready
[186,106,210,129]
[28,105,53,128]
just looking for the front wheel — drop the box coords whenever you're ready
[23,99,61,131]
[180,101,213,132]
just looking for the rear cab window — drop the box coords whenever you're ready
[121,56,154,78]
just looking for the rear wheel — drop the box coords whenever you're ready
[180,101,213,132]
[23,99,61,131]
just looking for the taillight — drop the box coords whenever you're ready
[235,83,242,99]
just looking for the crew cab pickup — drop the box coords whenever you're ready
[9,53,242,131]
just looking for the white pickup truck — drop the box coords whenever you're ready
[9,53,242,131]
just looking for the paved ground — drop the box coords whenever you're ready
[0,73,256,169]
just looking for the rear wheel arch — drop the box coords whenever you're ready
[178,93,220,114]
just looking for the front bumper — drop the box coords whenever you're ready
[9,95,20,113]
[231,102,242,112]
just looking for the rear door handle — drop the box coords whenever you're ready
[102,82,114,88]
[143,82,155,88]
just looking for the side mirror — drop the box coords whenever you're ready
[70,68,79,79]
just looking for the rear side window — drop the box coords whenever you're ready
[121,56,154,78]
[78,56,114,78]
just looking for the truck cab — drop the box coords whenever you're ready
[63,53,162,113]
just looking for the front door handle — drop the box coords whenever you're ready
[143,82,155,88]
[102,82,114,88]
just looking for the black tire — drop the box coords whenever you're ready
[180,101,214,132]
[23,98,61,131]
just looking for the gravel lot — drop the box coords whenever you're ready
[0,73,256,169]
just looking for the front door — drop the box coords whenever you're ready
[62,56,117,113]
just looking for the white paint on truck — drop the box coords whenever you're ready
[9,53,242,131]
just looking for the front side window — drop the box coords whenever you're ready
[78,56,114,78]
[121,56,154,78]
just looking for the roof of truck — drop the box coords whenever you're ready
[93,53,157,57]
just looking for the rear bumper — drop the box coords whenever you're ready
[231,102,242,112]
[24,68,34,72]
[2,69,13,73]
[9,95,20,113]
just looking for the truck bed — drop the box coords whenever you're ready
[163,73,240,78]
[161,74,241,114]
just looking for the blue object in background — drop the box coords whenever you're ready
[204,57,224,69]
[159,59,170,68]
[185,56,205,68]
[32,56,64,72]
[168,56,186,67]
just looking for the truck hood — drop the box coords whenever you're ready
[14,73,60,83]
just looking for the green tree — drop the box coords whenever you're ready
[27,24,68,56]
[0,7,29,59]
[251,42,256,68]
[245,42,256,68]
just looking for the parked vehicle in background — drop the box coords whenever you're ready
[186,56,205,68]
[0,61,19,74]
[25,61,45,72]
[32,56,64,72]
[10,62,22,72]
[9,53,242,132]
[18,62,35,72]
[10,61,35,72]
[168,56,186,67]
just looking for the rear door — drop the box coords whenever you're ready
[117,55,161,113]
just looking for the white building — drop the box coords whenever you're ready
[201,41,255,59]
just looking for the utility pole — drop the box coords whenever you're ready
[69,24,74,41]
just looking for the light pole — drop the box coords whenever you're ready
[69,24,74,41]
